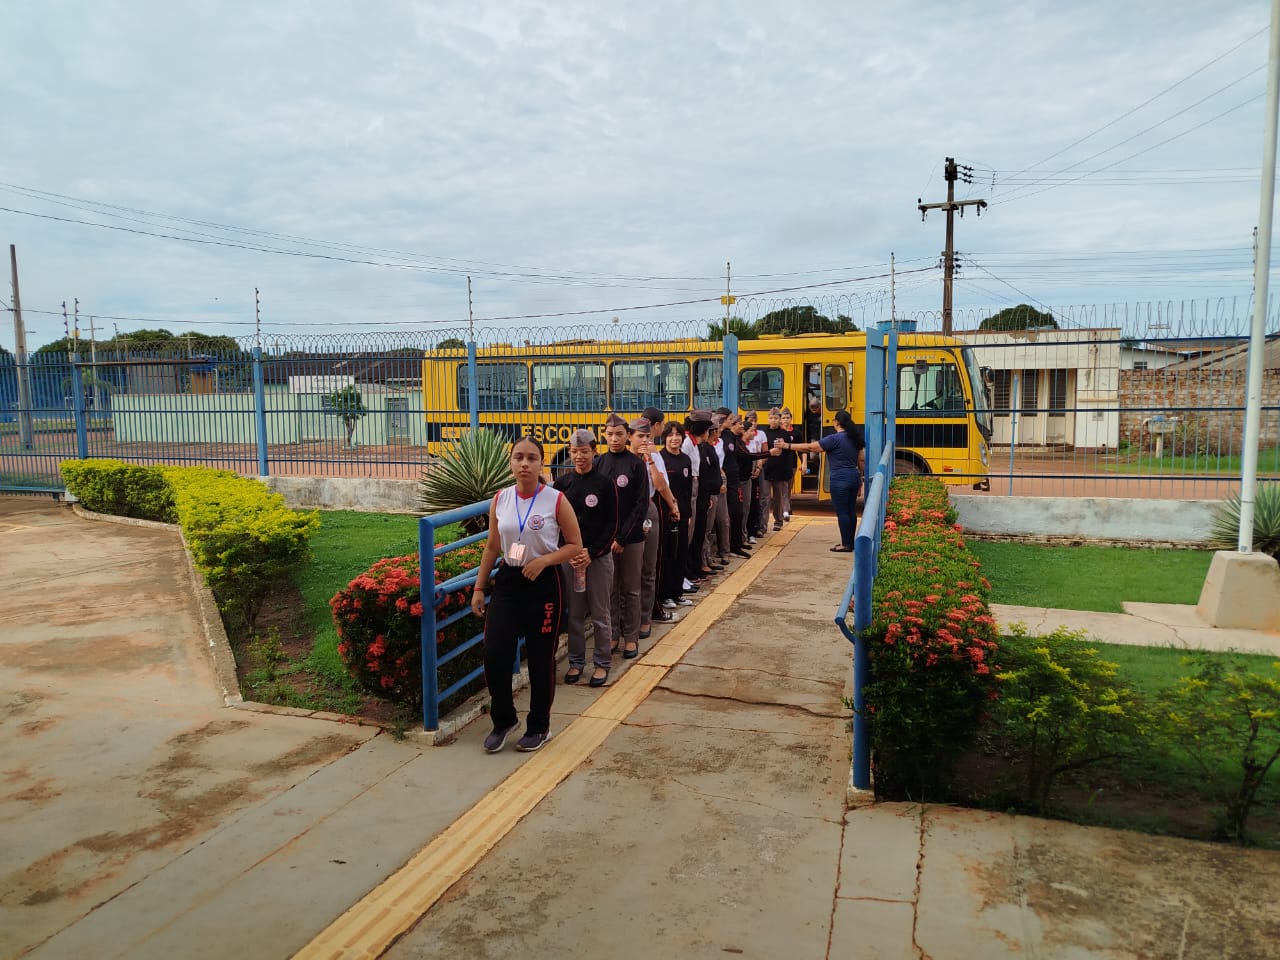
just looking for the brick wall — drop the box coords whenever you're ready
[1118,368,1280,452]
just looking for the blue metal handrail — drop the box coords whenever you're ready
[834,324,899,792]
[835,445,893,791]
[417,499,518,731]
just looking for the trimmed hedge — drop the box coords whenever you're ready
[59,459,319,629]
[59,459,174,521]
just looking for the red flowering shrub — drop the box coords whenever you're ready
[884,474,958,528]
[330,543,483,710]
[860,477,999,800]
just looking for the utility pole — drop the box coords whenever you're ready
[88,312,102,417]
[466,276,474,341]
[890,251,897,322]
[720,261,736,329]
[9,245,33,449]
[255,287,261,346]
[918,157,987,335]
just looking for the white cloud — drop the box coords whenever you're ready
[1,0,1275,349]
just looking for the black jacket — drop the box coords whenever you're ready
[594,449,649,545]
[554,467,618,558]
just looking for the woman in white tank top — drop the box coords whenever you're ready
[470,435,584,754]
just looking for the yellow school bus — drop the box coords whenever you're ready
[421,331,992,497]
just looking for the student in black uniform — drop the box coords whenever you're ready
[554,429,617,688]
[470,436,584,754]
[657,421,694,611]
[594,414,649,659]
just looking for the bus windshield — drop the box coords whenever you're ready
[961,346,993,440]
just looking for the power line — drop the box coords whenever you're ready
[14,266,937,331]
[996,69,1267,204]
[994,93,1266,207]
[999,24,1268,187]
[0,179,919,288]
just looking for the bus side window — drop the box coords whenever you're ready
[739,367,783,412]
[694,358,723,410]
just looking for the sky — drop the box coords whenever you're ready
[1,0,1277,351]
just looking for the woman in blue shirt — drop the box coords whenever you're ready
[776,409,865,552]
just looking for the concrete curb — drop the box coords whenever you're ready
[66,503,534,740]
[71,504,245,707]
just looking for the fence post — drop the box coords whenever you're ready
[722,333,739,410]
[885,331,898,489]
[70,356,88,460]
[419,515,440,730]
[467,340,480,433]
[252,347,269,477]
[864,328,885,486]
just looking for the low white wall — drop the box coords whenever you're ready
[260,476,421,514]
[951,494,1218,546]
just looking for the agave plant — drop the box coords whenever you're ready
[1208,482,1280,561]
[418,428,514,531]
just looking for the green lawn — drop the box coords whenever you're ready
[298,510,424,686]
[969,541,1213,612]
[1100,445,1280,475]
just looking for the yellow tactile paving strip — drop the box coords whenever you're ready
[294,517,817,960]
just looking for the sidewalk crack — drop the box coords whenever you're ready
[655,685,848,720]
[912,805,931,960]
[826,812,849,960]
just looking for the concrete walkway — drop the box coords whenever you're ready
[2,498,1279,959]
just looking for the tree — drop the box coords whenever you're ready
[755,305,857,336]
[705,317,757,342]
[978,304,1058,331]
[324,385,367,448]
[437,337,467,351]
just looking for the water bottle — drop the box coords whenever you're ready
[573,564,587,593]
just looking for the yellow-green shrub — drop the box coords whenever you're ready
[60,458,174,521]
[163,467,319,628]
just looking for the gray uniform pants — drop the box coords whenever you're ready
[701,496,717,568]
[639,500,660,629]
[713,487,731,558]
[611,540,644,648]
[564,553,614,670]
[764,478,792,526]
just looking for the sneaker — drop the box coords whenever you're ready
[773,522,783,531]
[653,610,675,623]
[515,730,551,752]
[783,512,791,522]
[674,597,694,607]
[682,578,695,591]
[484,721,519,753]
[747,536,757,545]
[662,598,678,609]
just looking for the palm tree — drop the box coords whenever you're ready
[418,428,514,532]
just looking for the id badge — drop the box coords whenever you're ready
[506,542,528,567]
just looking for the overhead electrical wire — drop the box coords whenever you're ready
[13,265,936,331]
[995,76,1267,205]
[0,180,912,288]
[996,24,1268,188]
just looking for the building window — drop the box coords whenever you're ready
[1132,361,1148,371]
[1048,369,1068,418]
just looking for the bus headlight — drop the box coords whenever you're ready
[980,441,989,467]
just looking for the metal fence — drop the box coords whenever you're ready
[3,302,1277,499]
